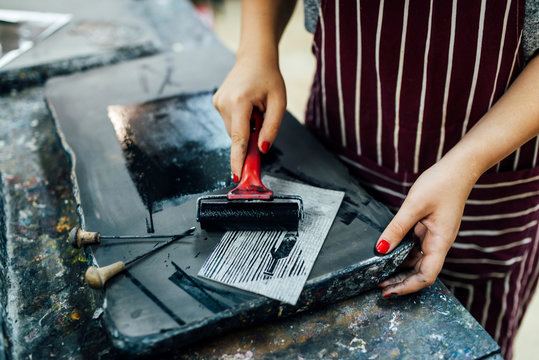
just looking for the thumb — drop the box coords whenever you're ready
[258,93,286,153]
[376,202,423,254]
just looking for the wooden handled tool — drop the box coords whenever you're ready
[84,226,195,289]
[69,226,194,249]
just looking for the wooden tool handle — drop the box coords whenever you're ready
[85,261,125,289]
[69,227,101,249]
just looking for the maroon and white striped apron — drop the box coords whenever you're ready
[305,1,537,358]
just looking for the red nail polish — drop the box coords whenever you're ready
[233,173,239,183]
[383,293,392,298]
[376,239,390,254]
[261,141,271,153]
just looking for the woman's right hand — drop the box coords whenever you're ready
[213,54,286,182]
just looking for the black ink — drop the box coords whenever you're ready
[146,216,154,234]
[108,92,231,232]
[356,213,384,233]
[288,249,303,277]
[169,261,230,313]
[337,200,358,226]
[125,272,185,326]
[156,60,181,96]
[264,231,298,278]
[198,199,301,231]
[337,198,384,232]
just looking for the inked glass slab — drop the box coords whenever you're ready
[107,93,231,233]
[45,51,413,353]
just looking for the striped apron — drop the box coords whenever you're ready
[305,1,537,358]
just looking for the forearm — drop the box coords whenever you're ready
[441,55,539,186]
[237,0,297,63]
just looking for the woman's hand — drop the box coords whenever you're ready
[212,0,296,180]
[213,55,286,181]
[377,55,539,296]
[376,158,477,297]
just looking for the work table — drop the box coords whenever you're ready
[178,280,501,359]
[0,1,501,358]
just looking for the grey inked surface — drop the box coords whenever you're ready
[45,48,414,353]
[199,177,344,305]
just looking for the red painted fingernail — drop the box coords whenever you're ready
[376,240,390,254]
[383,293,392,298]
[233,173,239,183]
[261,141,271,153]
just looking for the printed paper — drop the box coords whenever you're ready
[198,176,344,305]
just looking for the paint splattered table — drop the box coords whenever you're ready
[178,280,502,360]
[45,47,416,354]
[0,77,501,360]
[0,0,501,359]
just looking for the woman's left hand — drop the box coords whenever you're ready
[377,54,539,297]
[376,159,477,297]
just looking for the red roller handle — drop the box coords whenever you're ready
[227,109,273,200]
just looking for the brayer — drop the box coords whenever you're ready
[196,109,303,231]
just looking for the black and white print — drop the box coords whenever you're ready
[198,176,344,305]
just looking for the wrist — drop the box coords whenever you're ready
[236,41,279,66]
[437,146,483,191]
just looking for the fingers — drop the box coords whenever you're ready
[378,269,417,289]
[394,222,427,269]
[380,253,444,297]
[374,163,469,298]
[380,233,447,297]
[229,104,253,179]
[397,245,423,269]
[377,244,422,289]
[376,200,424,255]
[212,59,286,176]
[258,92,286,153]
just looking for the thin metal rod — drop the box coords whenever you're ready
[124,227,195,267]
[100,228,194,240]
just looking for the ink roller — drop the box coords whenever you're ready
[196,109,303,231]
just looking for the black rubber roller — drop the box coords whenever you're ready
[197,198,302,231]
[196,110,303,231]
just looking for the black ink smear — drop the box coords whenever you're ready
[169,261,230,313]
[156,59,181,96]
[125,272,185,326]
[336,198,384,232]
[108,92,232,233]
[356,212,384,233]
[337,200,359,226]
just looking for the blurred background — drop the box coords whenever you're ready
[193,0,315,123]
